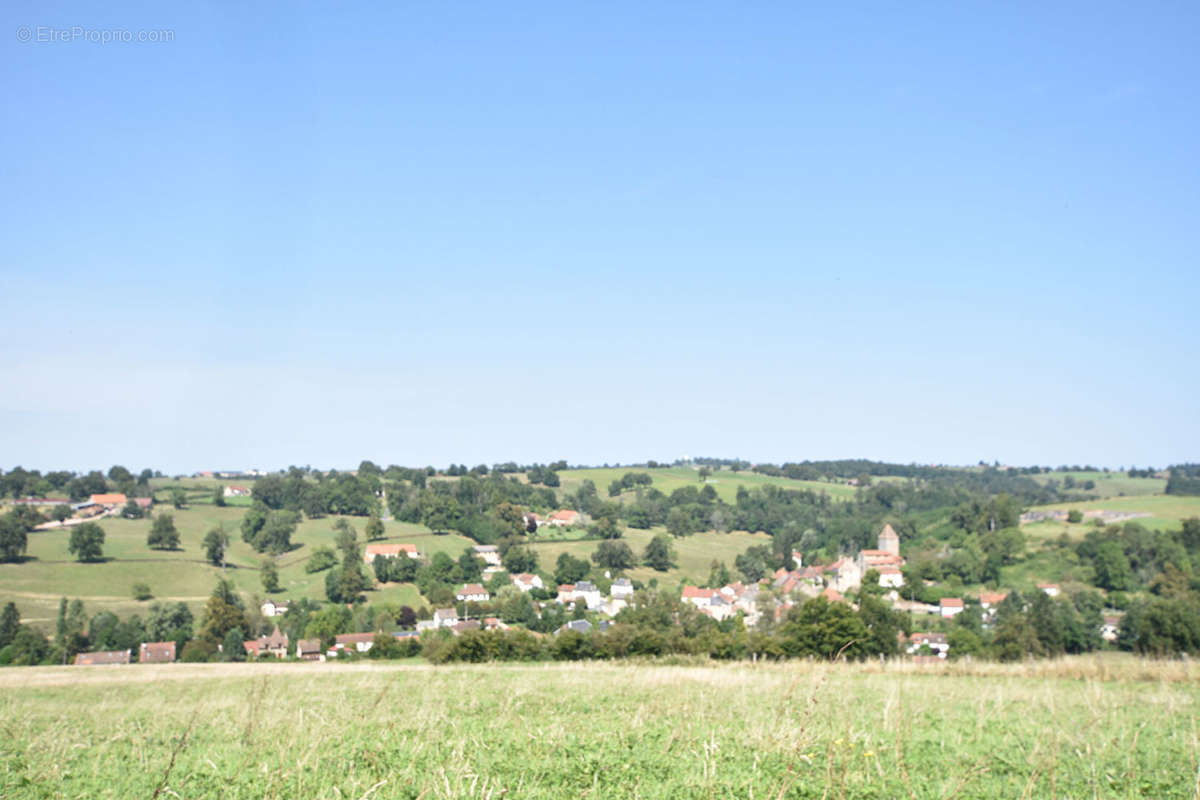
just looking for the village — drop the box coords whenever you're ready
[66,519,1116,666]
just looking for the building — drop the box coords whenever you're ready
[877,566,904,588]
[252,625,289,658]
[363,543,420,564]
[473,545,502,566]
[433,608,459,628]
[979,592,1009,611]
[511,573,544,593]
[296,639,324,661]
[1101,615,1122,642]
[89,493,127,507]
[1037,583,1061,598]
[546,510,581,527]
[223,485,251,497]
[456,584,490,603]
[332,632,377,655]
[138,642,176,664]
[573,580,603,610]
[261,599,289,617]
[878,523,900,556]
[610,577,634,600]
[829,557,862,594]
[905,632,949,659]
[74,650,131,666]
[939,598,964,618]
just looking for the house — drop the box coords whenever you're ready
[905,632,949,658]
[133,497,153,510]
[573,581,603,610]
[482,617,509,631]
[789,550,804,569]
[223,485,251,497]
[1037,583,1061,598]
[473,544,502,566]
[296,639,324,661]
[511,573,544,593]
[89,493,127,507]
[892,598,940,615]
[556,584,576,603]
[1101,614,1122,642]
[332,632,377,654]
[451,619,482,635]
[610,577,634,600]
[979,592,1009,611]
[546,509,581,527]
[559,619,592,635]
[939,597,964,618]
[415,619,438,633]
[363,543,420,564]
[877,566,904,588]
[829,557,862,593]
[138,641,176,663]
[522,512,542,530]
[74,650,131,666]
[261,599,289,617]
[243,639,262,658]
[457,584,490,603]
[821,586,846,604]
[681,585,737,621]
[433,608,459,628]
[256,625,289,658]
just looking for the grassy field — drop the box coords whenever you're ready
[0,506,466,627]
[1022,494,1200,544]
[528,527,773,587]
[1028,470,1165,497]
[558,466,860,504]
[0,657,1196,799]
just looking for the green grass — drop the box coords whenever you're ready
[1026,494,1200,537]
[1028,470,1166,497]
[0,658,1196,799]
[0,507,461,628]
[558,466,860,504]
[528,526,773,586]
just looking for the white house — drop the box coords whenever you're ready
[433,608,458,628]
[473,545,502,567]
[905,632,949,658]
[511,573,544,593]
[1037,583,1061,598]
[877,566,904,589]
[573,581,603,610]
[363,543,420,564]
[610,577,634,600]
[456,584,490,603]
[939,598,964,618]
[261,599,289,617]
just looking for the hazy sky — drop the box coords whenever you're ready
[2,2,1197,474]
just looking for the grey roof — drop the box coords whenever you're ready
[575,581,597,592]
[612,578,632,587]
[562,619,592,634]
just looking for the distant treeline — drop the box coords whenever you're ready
[1166,464,1200,496]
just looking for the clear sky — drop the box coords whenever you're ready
[2,1,1197,474]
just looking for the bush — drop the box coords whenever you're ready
[131,583,153,601]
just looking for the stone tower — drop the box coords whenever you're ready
[878,523,900,556]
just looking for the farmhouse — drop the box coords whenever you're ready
[473,544,502,566]
[877,566,904,588]
[511,573,543,592]
[546,509,581,527]
[457,584,490,603]
[89,493,127,507]
[904,632,950,658]
[433,608,459,628]
[138,642,176,663]
[332,632,376,654]
[1101,614,1122,642]
[250,625,289,658]
[610,577,634,600]
[573,580,603,610]
[74,650,131,666]
[261,599,289,617]
[939,598,964,618]
[223,485,251,497]
[363,543,420,564]
[979,592,1008,611]
[296,639,324,662]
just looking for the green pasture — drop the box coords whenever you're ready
[557,465,859,504]
[0,659,1196,799]
[1028,470,1165,497]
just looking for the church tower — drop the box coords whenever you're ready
[878,523,900,556]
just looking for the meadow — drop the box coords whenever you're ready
[0,657,1196,799]
[558,465,861,503]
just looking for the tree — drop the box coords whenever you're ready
[589,516,622,540]
[68,522,105,562]
[52,504,73,525]
[586,540,631,571]
[365,513,385,541]
[147,513,181,550]
[121,499,144,519]
[1092,540,1133,591]
[0,514,28,562]
[666,508,693,537]
[131,582,153,601]
[502,546,539,575]
[261,559,280,593]
[778,597,869,660]
[305,545,338,573]
[0,602,20,648]
[171,488,187,509]
[735,545,773,583]
[254,510,299,555]
[214,486,226,507]
[203,526,229,567]
[333,518,358,556]
[197,579,246,646]
[1067,509,1083,523]
[222,627,247,662]
[555,552,591,585]
[642,535,675,571]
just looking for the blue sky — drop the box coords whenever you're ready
[2,1,1197,473]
